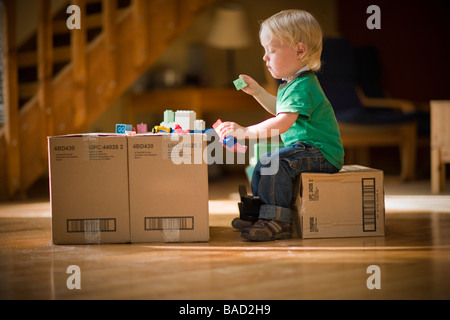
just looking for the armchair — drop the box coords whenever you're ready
[317,37,418,180]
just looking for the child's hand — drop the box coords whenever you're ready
[216,121,247,140]
[238,75,263,97]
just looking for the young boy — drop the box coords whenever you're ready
[216,9,344,241]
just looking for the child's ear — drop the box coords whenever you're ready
[296,42,307,59]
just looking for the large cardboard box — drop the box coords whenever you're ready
[48,134,131,244]
[292,165,385,239]
[127,134,209,242]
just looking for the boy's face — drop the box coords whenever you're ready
[260,28,304,80]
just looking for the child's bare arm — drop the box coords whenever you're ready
[239,75,277,116]
[217,112,298,140]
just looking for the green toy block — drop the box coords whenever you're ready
[233,77,248,91]
[163,110,175,123]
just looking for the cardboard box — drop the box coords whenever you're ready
[127,134,209,242]
[48,134,131,244]
[292,165,385,239]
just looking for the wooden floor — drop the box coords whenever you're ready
[1,174,450,300]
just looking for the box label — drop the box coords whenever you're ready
[362,178,376,232]
[309,217,319,232]
[144,216,194,231]
[82,136,124,161]
[162,135,204,163]
[144,216,195,243]
[163,140,189,160]
[308,179,319,201]
[52,137,125,162]
[67,218,117,233]
[53,145,79,161]
[131,142,157,159]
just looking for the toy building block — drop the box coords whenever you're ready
[126,130,136,136]
[125,125,134,135]
[223,136,237,149]
[115,124,126,134]
[152,125,172,133]
[160,121,175,129]
[204,128,216,137]
[212,119,248,153]
[137,123,147,134]
[234,143,248,153]
[174,124,190,134]
[160,126,172,133]
[116,124,132,134]
[194,120,206,133]
[164,110,175,123]
[233,77,248,91]
[212,119,222,130]
[175,110,196,131]
[160,110,176,129]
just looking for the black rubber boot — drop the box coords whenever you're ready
[232,185,260,231]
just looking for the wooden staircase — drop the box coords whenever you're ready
[0,0,214,200]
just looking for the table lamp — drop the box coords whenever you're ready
[206,4,252,85]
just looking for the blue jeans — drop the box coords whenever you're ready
[251,142,339,223]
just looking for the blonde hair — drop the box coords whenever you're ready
[260,9,323,72]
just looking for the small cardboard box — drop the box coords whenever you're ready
[48,134,131,244]
[292,165,385,239]
[127,134,209,242]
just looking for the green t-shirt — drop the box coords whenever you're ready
[276,73,344,169]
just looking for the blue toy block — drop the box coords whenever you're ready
[115,124,126,134]
[116,124,133,134]
[223,136,237,148]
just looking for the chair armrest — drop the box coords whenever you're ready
[356,87,416,113]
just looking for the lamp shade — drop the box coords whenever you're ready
[206,5,252,50]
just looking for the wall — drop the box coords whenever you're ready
[337,0,450,102]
